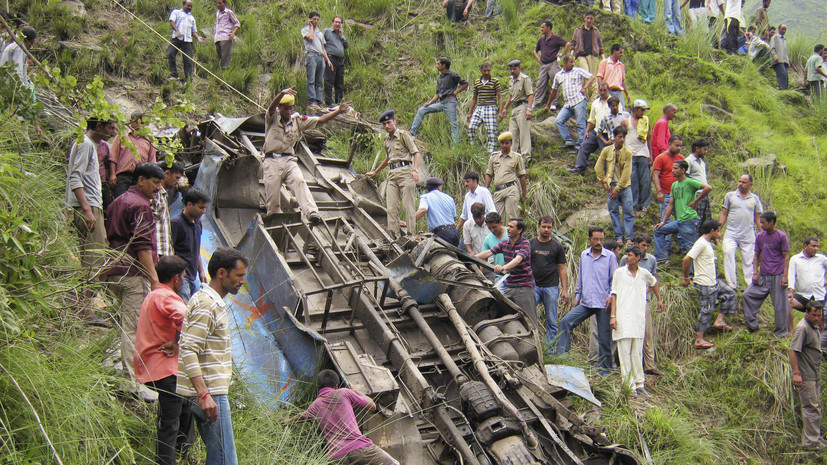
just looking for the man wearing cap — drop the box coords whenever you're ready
[499,59,534,164]
[484,132,527,223]
[623,99,653,214]
[544,54,597,151]
[110,112,158,199]
[410,57,468,146]
[367,110,421,237]
[416,178,459,246]
[263,88,349,224]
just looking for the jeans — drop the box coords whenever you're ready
[146,376,194,465]
[630,156,652,209]
[608,184,635,241]
[555,99,587,148]
[192,394,238,465]
[664,0,683,36]
[324,55,345,106]
[624,0,639,18]
[178,277,200,304]
[410,99,460,145]
[639,0,656,23]
[305,54,325,105]
[484,0,501,18]
[773,62,789,90]
[574,130,606,172]
[168,38,194,79]
[535,286,560,347]
[653,218,699,260]
[657,193,671,220]
[556,304,613,375]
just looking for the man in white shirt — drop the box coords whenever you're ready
[718,174,763,287]
[610,245,662,397]
[685,139,710,231]
[168,0,205,81]
[683,219,736,350]
[1,26,36,87]
[788,237,827,311]
[457,170,496,232]
[463,203,488,254]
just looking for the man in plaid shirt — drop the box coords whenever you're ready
[152,161,185,258]
[544,55,596,151]
[467,62,503,154]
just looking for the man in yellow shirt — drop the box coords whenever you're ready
[595,126,634,245]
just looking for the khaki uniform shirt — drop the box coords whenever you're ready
[594,144,633,189]
[486,150,526,187]
[263,111,320,155]
[384,128,419,164]
[509,73,534,106]
[791,317,821,381]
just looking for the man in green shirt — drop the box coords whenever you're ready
[653,159,712,262]
[481,211,508,291]
[805,44,827,100]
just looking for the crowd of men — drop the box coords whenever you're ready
[40,1,827,462]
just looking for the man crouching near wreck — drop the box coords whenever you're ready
[285,369,399,464]
[263,87,349,224]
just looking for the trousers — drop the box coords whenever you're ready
[324,55,345,106]
[630,156,652,209]
[694,281,737,333]
[215,40,233,68]
[574,130,606,172]
[192,394,238,465]
[146,375,195,465]
[664,0,684,36]
[617,338,644,391]
[722,235,755,287]
[508,103,532,161]
[385,166,417,237]
[653,218,699,260]
[558,305,613,375]
[468,104,499,153]
[72,206,107,279]
[608,184,635,241]
[493,184,519,223]
[305,54,325,105]
[536,285,560,348]
[534,61,561,109]
[773,62,789,90]
[799,380,823,448]
[555,99,587,148]
[505,286,538,329]
[168,38,194,79]
[743,273,789,336]
[411,99,460,145]
[263,156,319,217]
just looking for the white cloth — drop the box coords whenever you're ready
[722,190,762,242]
[611,265,656,340]
[723,0,743,23]
[685,154,708,185]
[300,25,326,54]
[169,9,198,42]
[722,235,755,287]
[552,67,592,108]
[587,97,611,127]
[617,338,644,391]
[0,42,29,85]
[788,252,827,300]
[460,186,496,221]
[625,118,650,158]
[705,0,723,17]
[463,221,488,254]
[687,237,716,287]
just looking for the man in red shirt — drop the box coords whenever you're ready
[288,369,399,464]
[110,112,158,198]
[651,103,677,157]
[651,135,684,220]
[134,255,193,465]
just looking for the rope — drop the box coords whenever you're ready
[108,0,266,111]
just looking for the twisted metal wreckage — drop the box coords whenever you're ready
[172,113,642,465]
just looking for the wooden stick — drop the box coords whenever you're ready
[0,361,65,465]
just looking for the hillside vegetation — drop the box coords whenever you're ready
[3,0,827,463]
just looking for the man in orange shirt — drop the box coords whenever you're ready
[651,135,684,220]
[596,44,630,108]
[110,112,158,198]
[134,255,194,465]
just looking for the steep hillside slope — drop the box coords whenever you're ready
[4,0,827,464]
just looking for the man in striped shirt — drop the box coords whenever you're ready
[477,218,537,328]
[177,247,248,465]
[466,62,503,154]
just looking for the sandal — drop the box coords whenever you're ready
[693,341,714,349]
[712,323,733,331]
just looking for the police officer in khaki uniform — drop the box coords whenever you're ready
[367,110,421,237]
[499,60,534,164]
[484,132,527,222]
[263,88,349,223]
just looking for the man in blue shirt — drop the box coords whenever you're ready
[416,177,459,246]
[555,227,617,376]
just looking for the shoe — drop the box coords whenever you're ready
[641,206,648,214]
[307,211,322,224]
[563,141,575,148]
[566,167,584,176]
[167,76,179,81]
[85,316,112,328]
[636,388,651,398]
[137,384,158,403]
[804,441,827,451]
[550,104,558,111]
[644,368,663,376]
